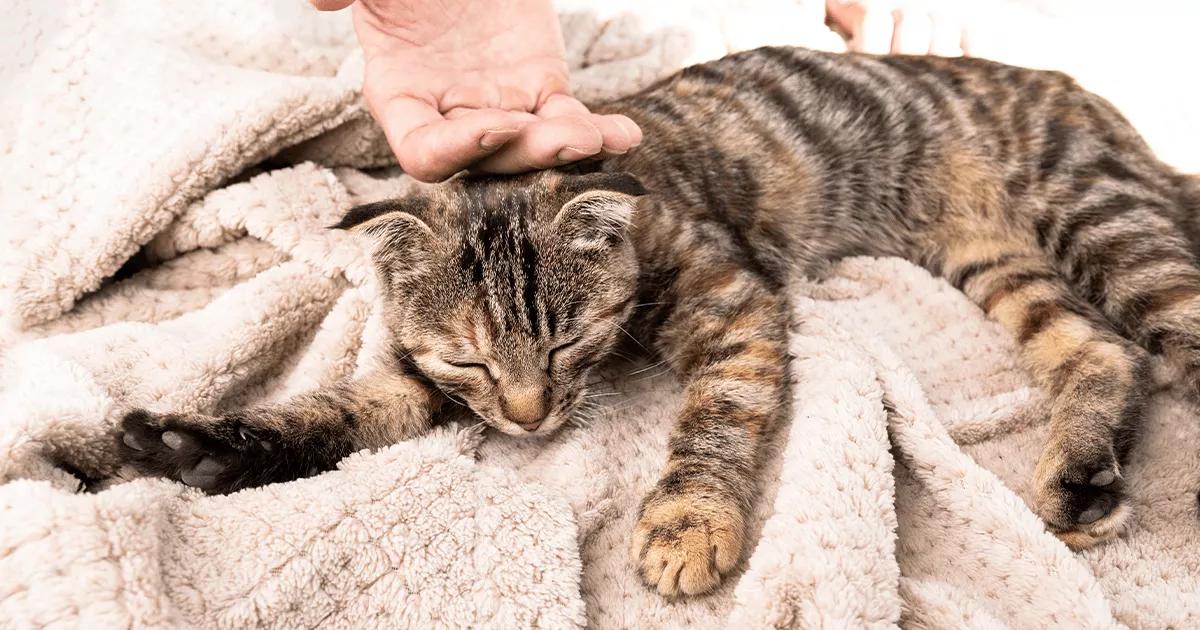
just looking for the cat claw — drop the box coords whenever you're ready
[238,425,272,451]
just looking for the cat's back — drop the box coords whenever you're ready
[603,45,1102,200]
[600,46,1175,268]
[605,45,1109,174]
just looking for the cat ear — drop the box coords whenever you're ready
[331,199,435,272]
[553,172,646,248]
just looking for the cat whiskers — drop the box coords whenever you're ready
[393,346,419,364]
[567,394,609,428]
[634,366,674,382]
[606,349,639,362]
[440,391,469,409]
[576,387,671,422]
[627,359,667,376]
[613,321,647,351]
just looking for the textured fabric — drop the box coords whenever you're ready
[2,1,1199,628]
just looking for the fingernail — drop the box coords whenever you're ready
[480,128,518,150]
[556,146,593,162]
[618,121,642,147]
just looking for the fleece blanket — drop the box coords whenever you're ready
[2,1,1199,628]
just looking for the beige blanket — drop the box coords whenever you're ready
[2,1,1199,628]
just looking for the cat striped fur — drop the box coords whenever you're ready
[121,46,1200,597]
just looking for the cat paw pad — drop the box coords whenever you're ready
[1033,449,1131,550]
[118,409,276,493]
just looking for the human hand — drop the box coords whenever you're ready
[311,0,642,182]
[825,0,973,56]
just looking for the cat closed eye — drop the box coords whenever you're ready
[446,360,495,380]
[547,340,580,368]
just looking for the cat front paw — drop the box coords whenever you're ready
[630,485,746,597]
[118,409,282,494]
[1032,438,1131,550]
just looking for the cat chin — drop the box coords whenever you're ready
[487,415,569,438]
[491,423,536,437]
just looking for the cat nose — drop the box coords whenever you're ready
[500,385,550,431]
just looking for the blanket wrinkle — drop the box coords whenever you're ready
[3,1,1200,628]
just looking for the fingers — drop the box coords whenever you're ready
[538,94,642,154]
[367,71,641,177]
[594,113,643,155]
[472,95,643,174]
[373,95,529,182]
[893,10,933,55]
[535,92,590,119]
[929,6,969,56]
[858,6,899,54]
[832,1,969,57]
[372,91,642,179]
[444,107,538,124]
[828,0,898,55]
[500,86,538,113]
[472,115,604,173]
[929,12,966,56]
[440,83,541,114]
[440,83,504,112]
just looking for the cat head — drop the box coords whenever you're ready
[334,169,646,436]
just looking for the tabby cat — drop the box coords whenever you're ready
[120,46,1200,597]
